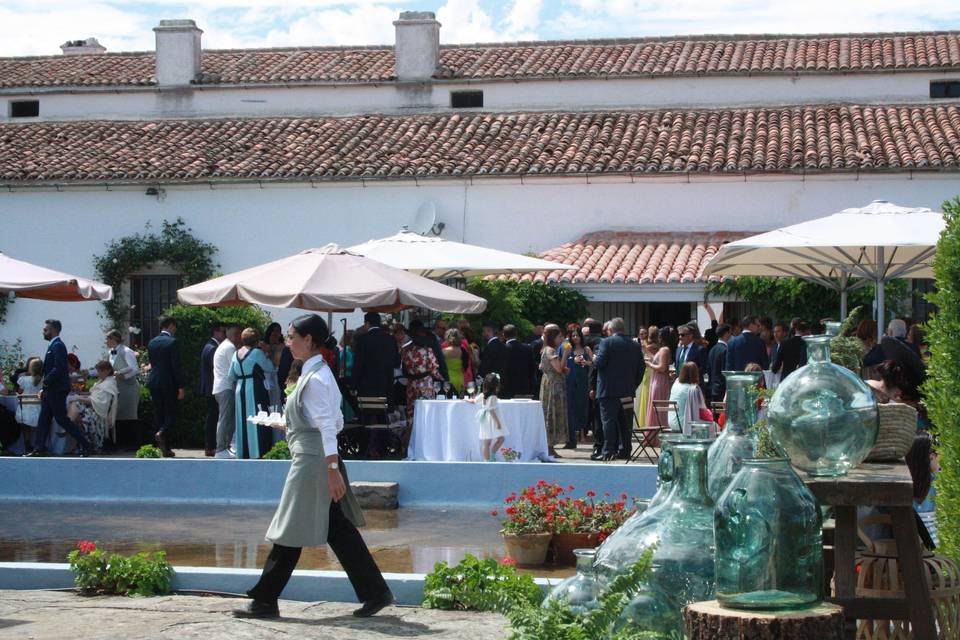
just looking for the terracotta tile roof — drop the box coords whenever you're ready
[1,104,960,185]
[491,232,746,285]
[2,32,960,88]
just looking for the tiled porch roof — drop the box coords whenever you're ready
[492,231,747,285]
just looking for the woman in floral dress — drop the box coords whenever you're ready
[539,325,569,458]
[393,324,444,430]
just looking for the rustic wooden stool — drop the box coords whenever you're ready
[685,600,844,639]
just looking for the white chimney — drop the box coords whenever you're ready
[393,11,440,83]
[153,19,203,87]
[60,38,106,56]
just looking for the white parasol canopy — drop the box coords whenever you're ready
[176,244,487,314]
[0,252,113,301]
[703,200,945,336]
[348,230,577,279]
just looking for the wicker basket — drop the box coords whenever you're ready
[865,403,917,462]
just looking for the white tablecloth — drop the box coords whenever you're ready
[1,393,74,455]
[406,399,550,462]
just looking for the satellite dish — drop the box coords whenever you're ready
[409,201,445,236]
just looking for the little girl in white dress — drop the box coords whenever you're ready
[473,373,508,462]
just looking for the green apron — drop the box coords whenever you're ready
[265,358,364,547]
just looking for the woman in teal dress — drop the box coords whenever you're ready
[230,327,276,459]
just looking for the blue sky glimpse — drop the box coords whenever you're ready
[1,0,959,56]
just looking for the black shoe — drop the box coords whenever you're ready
[617,451,631,460]
[589,452,605,461]
[353,592,394,618]
[562,442,576,450]
[25,450,50,457]
[233,600,280,619]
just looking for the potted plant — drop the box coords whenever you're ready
[495,481,557,567]
[552,490,639,566]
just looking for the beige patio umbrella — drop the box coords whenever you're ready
[176,244,487,313]
[0,252,113,301]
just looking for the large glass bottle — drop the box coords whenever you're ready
[542,548,602,614]
[714,458,824,610]
[707,371,762,501]
[767,335,878,476]
[593,440,716,637]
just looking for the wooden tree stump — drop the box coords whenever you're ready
[684,600,844,640]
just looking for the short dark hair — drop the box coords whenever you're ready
[502,324,518,339]
[364,312,382,327]
[290,314,330,348]
[159,316,177,330]
[105,329,123,343]
[742,315,759,328]
[796,320,810,334]
[679,361,700,385]
[211,322,225,333]
[774,322,788,332]
[716,323,731,339]
[45,319,62,332]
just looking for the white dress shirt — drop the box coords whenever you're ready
[112,344,139,379]
[212,338,237,395]
[300,354,344,457]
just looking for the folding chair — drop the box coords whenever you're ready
[626,396,662,465]
[710,401,726,425]
[357,396,403,458]
[651,399,680,430]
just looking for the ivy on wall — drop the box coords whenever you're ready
[0,294,12,326]
[92,219,219,331]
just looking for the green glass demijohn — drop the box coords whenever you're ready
[767,335,878,476]
[645,433,687,512]
[542,548,602,614]
[593,440,716,637]
[715,458,824,610]
[707,371,762,501]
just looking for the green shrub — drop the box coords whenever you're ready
[262,440,291,460]
[923,196,960,561]
[422,554,542,611]
[156,303,273,447]
[67,541,173,596]
[135,445,163,459]
[453,279,590,337]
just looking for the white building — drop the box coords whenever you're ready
[1,14,959,362]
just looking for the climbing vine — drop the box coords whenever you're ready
[0,294,11,325]
[92,218,219,330]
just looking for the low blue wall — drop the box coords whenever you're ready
[0,458,657,507]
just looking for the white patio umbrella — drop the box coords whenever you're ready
[0,252,113,301]
[347,230,577,279]
[176,244,487,314]
[703,201,945,338]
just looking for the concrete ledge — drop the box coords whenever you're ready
[351,481,399,510]
[0,458,657,507]
[0,562,558,605]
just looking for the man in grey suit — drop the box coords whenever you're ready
[591,318,645,461]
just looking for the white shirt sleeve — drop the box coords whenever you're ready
[300,364,344,457]
[123,347,139,377]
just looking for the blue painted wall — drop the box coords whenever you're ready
[0,459,657,507]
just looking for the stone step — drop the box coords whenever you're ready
[350,481,399,509]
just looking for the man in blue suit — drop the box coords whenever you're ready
[591,318,645,461]
[30,319,91,456]
[675,323,708,393]
[199,323,224,457]
[725,315,770,372]
[147,316,184,456]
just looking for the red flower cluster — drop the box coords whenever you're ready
[493,481,639,536]
[76,540,96,554]
[500,556,517,566]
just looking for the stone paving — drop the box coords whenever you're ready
[0,590,510,639]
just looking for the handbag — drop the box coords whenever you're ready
[699,406,714,422]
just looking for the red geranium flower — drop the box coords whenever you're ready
[500,557,517,566]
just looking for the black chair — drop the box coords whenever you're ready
[626,396,663,465]
[357,396,403,459]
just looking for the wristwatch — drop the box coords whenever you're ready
[327,462,339,470]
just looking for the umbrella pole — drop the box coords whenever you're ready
[327,311,334,333]
[839,271,849,319]
[876,247,885,341]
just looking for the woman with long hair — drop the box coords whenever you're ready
[563,327,592,448]
[645,326,673,430]
[230,328,276,458]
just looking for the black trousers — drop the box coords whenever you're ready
[599,396,629,457]
[588,397,603,451]
[247,501,390,604]
[36,389,89,452]
[150,387,177,434]
[203,395,218,451]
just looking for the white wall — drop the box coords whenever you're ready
[2,70,957,121]
[1,171,958,364]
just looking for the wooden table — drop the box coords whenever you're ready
[801,463,936,640]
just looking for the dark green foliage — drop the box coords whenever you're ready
[67,544,173,597]
[262,440,291,460]
[923,196,960,561]
[456,279,590,337]
[158,303,273,447]
[135,445,163,459]
[422,554,542,611]
[709,277,907,322]
[0,294,12,325]
[496,549,666,640]
[92,218,219,331]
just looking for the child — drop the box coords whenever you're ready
[16,358,42,452]
[472,373,508,462]
[284,359,304,397]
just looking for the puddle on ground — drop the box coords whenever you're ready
[0,501,574,577]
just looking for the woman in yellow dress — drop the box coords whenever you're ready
[635,325,659,426]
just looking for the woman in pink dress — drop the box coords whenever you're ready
[645,326,674,432]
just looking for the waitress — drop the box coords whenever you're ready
[106,330,141,446]
[234,314,393,619]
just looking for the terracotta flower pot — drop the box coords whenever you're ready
[551,532,598,567]
[501,531,552,567]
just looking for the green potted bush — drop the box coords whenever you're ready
[495,481,555,566]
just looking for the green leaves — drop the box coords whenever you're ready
[422,554,542,612]
[457,279,590,338]
[923,196,960,562]
[135,444,163,458]
[262,440,291,460]
[67,545,173,597]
